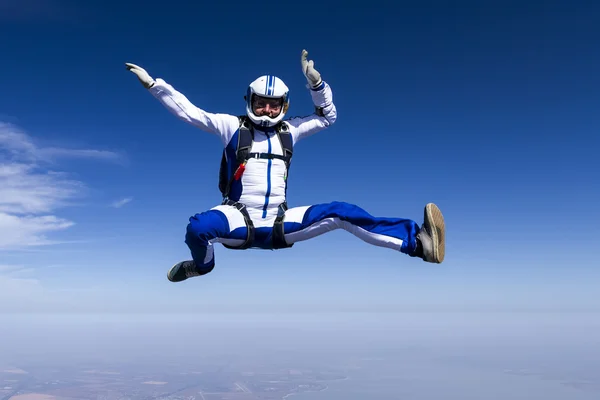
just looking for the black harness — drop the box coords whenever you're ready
[218,116,294,250]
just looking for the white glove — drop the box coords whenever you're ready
[125,62,155,89]
[301,49,322,88]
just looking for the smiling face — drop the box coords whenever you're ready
[245,75,290,127]
[252,95,284,118]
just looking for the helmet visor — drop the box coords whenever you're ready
[252,95,283,117]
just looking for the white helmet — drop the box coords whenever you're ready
[245,75,289,127]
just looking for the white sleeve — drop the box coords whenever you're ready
[284,81,337,145]
[148,78,240,147]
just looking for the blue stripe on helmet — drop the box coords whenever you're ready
[264,75,269,95]
[267,75,274,96]
[271,76,276,96]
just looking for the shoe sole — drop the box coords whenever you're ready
[425,203,445,263]
[167,260,213,282]
[167,263,185,282]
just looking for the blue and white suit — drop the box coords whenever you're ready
[149,78,421,273]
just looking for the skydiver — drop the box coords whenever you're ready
[126,50,446,282]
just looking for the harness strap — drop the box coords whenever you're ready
[220,199,255,250]
[219,117,294,250]
[272,202,293,249]
[247,152,291,162]
[220,118,254,199]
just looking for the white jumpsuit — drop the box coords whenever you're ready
[149,79,421,272]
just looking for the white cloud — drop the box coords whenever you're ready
[0,122,124,250]
[0,125,125,165]
[111,197,133,208]
[0,213,74,248]
[40,148,126,164]
[0,163,84,214]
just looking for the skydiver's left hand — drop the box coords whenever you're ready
[301,49,322,88]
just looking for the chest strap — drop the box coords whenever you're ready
[248,152,291,162]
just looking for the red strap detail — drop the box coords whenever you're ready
[233,162,246,180]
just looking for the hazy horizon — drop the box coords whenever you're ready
[2,311,599,399]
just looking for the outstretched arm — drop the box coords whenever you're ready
[126,63,239,147]
[285,50,337,145]
[149,78,240,147]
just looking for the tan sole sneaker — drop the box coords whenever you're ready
[423,203,445,263]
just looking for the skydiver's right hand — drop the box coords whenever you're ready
[301,50,322,88]
[125,63,155,89]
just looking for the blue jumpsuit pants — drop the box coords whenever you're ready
[184,201,421,274]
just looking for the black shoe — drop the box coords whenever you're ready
[167,260,203,282]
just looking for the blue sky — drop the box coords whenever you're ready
[0,0,598,314]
